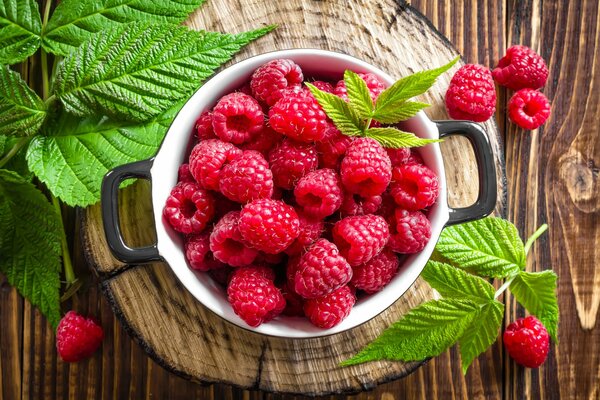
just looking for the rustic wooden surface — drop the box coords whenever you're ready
[0,0,597,399]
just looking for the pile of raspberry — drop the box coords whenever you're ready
[163,59,439,329]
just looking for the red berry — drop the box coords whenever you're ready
[390,163,439,211]
[294,168,344,219]
[268,139,318,190]
[238,199,300,254]
[332,214,390,266]
[269,90,330,142]
[351,247,400,293]
[285,211,324,256]
[508,89,551,130]
[386,148,411,167]
[232,264,276,281]
[163,182,215,234]
[185,232,227,271]
[315,129,353,169]
[212,92,264,144]
[294,239,353,299]
[250,59,304,106]
[56,311,104,362]
[340,137,392,197]
[210,211,258,267]
[219,150,274,203]
[493,45,549,90]
[195,111,216,140]
[334,73,386,102]
[311,80,334,93]
[340,193,382,217]
[304,286,356,328]
[189,139,242,191]
[445,64,496,122]
[177,163,194,183]
[240,126,282,156]
[406,150,424,165]
[504,316,550,368]
[388,208,431,254]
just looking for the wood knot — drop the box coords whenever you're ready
[559,150,600,213]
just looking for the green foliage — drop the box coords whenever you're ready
[0,65,46,136]
[0,0,41,64]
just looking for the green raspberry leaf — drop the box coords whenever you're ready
[0,65,47,137]
[435,216,526,278]
[422,260,495,303]
[363,127,440,149]
[458,300,504,374]
[42,0,206,56]
[343,70,374,120]
[53,22,274,122]
[0,169,62,329]
[0,0,42,64]
[371,101,430,124]
[509,270,559,342]
[306,82,364,136]
[340,299,480,366]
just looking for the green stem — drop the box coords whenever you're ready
[0,137,31,169]
[363,117,372,135]
[524,223,548,255]
[51,195,76,285]
[494,273,518,299]
[41,0,52,100]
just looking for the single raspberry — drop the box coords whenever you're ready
[163,182,215,234]
[508,89,551,130]
[334,73,386,102]
[294,239,353,299]
[212,92,264,144]
[208,265,233,287]
[56,311,104,362]
[268,139,318,189]
[210,211,259,267]
[340,137,392,197]
[227,266,285,327]
[493,45,549,90]
[285,211,324,256]
[311,80,334,93]
[294,169,344,219]
[189,139,242,191]
[185,232,226,271]
[231,264,276,281]
[388,209,431,254]
[386,148,411,167]
[219,150,274,203]
[238,199,300,254]
[269,90,330,142]
[351,247,400,294]
[240,126,282,156]
[304,286,356,329]
[332,214,390,266]
[503,316,550,368]
[390,163,439,211]
[340,193,382,217]
[280,282,305,316]
[315,129,353,169]
[445,64,496,122]
[250,59,304,106]
[195,111,216,140]
[177,163,194,183]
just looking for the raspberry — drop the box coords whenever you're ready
[388,208,431,254]
[386,148,411,166]
[195,111,216,140]
[280,282,305,316]
[340,193,382,217]
[334,73,386,102]
[503,316,550,368]
[390,163,439,211]
[332,214,390,266]
[508,89,551,130]
[189,139,242,191]
[445,64,496,122]
[56,311,104,362]
[269,90,330,142]
[177,163,194,183]
[315,129,353,169]
[311,80,334,93]
[285,211,324,256]
[238,199,300,254]
[294,239,353,299]
[493,45,549,90]
[210,211,258,267]
[212,92,264,144]
[268,139,318,189]
[240,126,282,156]
[340,137,392,197]
[163,182,215,234]
[351,247,399,293]
[294,169,343,219]
[250,59,304,106]
[232,264,276,281]
[185,232,227,271]
[303,286,356,328]
[219,150,274,203]
[227,266,285,327]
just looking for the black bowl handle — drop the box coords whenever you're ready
[101,159,161,264]
[435,120,497,225]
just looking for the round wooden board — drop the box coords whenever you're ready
[81,0,507,396]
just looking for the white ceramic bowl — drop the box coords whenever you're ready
[102,49,496,338]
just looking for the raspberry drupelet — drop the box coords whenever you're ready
[212,92,264,144]
[163,182,215,234]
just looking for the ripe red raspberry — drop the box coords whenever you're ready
[240,126,282,156]
[390,163,439,211]
[493,45,549,90]
[195,111,216,140]
[212,92,264,144]
[294,239,353,299]
[269,90,330,142]
[332,214,390,266]
[445,64,496,122]
[250,59,304,106]
[163,182,215,234]
[386,148,411,166]
[185,232,227,271]
[232,264,276,281]
[334,73,386,102]
[56,311,104,362]
[294,169,344,219]
[268,139,318,189]
[340,137,392,197]
[304,285,356,329]
[177,163,194,183]
[315,129,353,169]
[351,247,400,294]
[227,266,285,327]
[311,80,334,93]
[239,199,300,254]
[219,150,273,203]
[388,208,431,254]
[508,89,551,130]
[503,316,550,368]
[340,193,382,217]
[189,139,242,191]
[280,282,305,316]
[210,211,258,267]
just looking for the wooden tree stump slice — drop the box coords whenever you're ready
[81,0,507,395]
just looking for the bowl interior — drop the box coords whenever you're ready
[151,49,449,338]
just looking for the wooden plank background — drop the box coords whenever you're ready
[1,0,598,398]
